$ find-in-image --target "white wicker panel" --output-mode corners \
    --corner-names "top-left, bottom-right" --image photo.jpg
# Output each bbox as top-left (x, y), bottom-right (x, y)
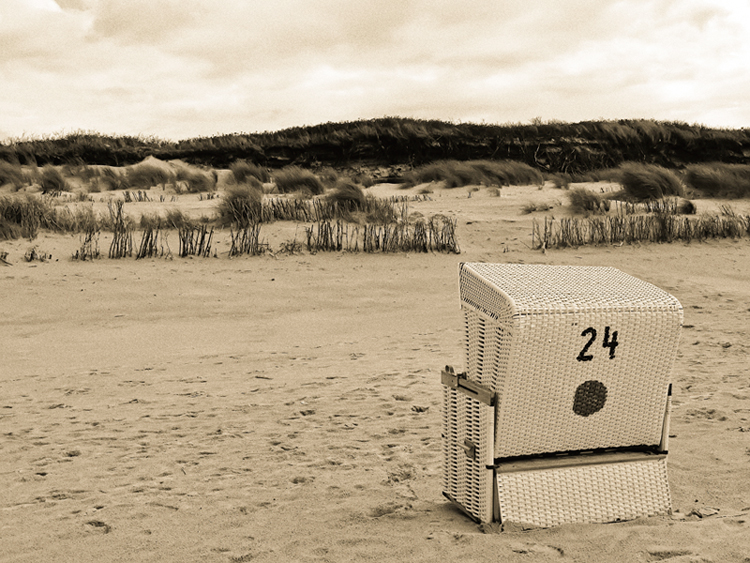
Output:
top-left (442, 386), bottom-right (494, 522)
top-left (496, 457), bottom-right (671, 527)
top-left (460, 263), bottom-right (682, 316)
top-left (457, 263), bottom-right (683, 458)
top-left (464, 309), bottom-right (512, 392)
top-left (495, 309), bottom-right (680, 456)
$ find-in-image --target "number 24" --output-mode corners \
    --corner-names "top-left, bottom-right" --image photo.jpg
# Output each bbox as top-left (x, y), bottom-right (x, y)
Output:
top-left (576, 326), bottom-right (618, 361)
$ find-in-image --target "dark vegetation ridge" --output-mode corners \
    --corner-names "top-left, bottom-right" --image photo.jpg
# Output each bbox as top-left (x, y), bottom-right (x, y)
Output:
top-left (2, 118), bottom-right (750, 174)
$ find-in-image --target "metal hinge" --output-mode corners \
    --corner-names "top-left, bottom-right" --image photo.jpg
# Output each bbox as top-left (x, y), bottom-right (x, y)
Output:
top-left (441, 365), bottom-right (495, 406)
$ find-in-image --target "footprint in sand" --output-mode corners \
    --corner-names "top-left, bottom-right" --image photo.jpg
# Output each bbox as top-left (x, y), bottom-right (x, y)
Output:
top-left (509, 542), bottom-right (564, 557)
top-left (85, 520), bottom-right (111, 534)
top-left (645, 548), bottom-right (693, 561)
top-left (369, 501), bottom-right (411, 518)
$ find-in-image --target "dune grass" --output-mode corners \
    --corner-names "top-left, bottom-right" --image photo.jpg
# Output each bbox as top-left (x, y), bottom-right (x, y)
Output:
top-left (402, 159), bottom-right (544, 189)
top-left (325, 180), bottom-right (366, 212)
top-left (683, 163), bottom-right (750, 198)
top-left (40, 165), bottom-right (70, 194)
top-left (611, 197), bottom-right (696, 216)
top-left (175, 167), bottom-right (216, 193)
top-left (568, 188), bottom-right (610, 214)
top-left (617, 162), bottom-right (685, 200)
top-left (230, 160), bottom-right (271, 185)
top-left (0, 217), bottom-right (22, 240)
top-left (0, 193), bottom-right (106, 240)
top-left (126, 161), bottom-right (174, 190)
top-left (0, 161), bottom-right (27, 190)
top-left (547, 173), bottom-right (572, 189)
top-left (0, 194), bottom-right (53, 239)
top-left (273, 166), bottom-right (326, 195)
top-left (215, 185), bottom-right (263, 228)
top-left (569, 168), bottom-right (621, 183)
top-left (89, 167), bottom-right (130, 192)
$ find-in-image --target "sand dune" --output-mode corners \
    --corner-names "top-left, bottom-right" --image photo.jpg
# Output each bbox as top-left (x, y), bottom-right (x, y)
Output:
top-left (2, 183), bottom-right (749, 562)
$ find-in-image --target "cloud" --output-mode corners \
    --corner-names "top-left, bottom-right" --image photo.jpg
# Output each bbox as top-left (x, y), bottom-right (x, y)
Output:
top-left (89, 0), bottom-right (202, 44)
top-left (53, 0), bottom-right (91, 11)
top-left (1, 0), bottom-right (749, 140)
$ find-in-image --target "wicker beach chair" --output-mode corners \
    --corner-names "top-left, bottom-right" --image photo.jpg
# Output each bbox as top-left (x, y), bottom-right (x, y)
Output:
top-left (442, 263), bottom-right (682, 526)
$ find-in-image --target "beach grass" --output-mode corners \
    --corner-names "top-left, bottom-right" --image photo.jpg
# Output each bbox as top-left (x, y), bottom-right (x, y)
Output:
top-left (274, 166), bottom-right (326, 195)
top-left (617, 162), bottom-right (685, 200)
top-left (683, 163), bottom-right (750, 198)
top-left (402, 159), bottom-right (543, 189)
top-left (230, 160), bottom-right (271, 184)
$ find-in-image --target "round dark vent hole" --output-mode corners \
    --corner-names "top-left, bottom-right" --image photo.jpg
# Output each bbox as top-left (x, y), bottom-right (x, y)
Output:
top-left (573, 380), bottom-right (607, 417)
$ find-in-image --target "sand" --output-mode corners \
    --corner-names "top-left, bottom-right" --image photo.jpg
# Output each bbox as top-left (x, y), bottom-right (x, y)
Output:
top-left (2, 182), bottom-right (750, 562)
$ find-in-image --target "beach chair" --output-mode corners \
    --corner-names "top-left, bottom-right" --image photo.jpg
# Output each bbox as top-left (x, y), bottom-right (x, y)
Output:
top-left (442, 263), bottom-right (682, 527)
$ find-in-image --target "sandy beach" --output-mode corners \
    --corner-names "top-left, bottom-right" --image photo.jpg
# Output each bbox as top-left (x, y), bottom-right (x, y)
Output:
top-left (2, 182), bottom-right (750, 562)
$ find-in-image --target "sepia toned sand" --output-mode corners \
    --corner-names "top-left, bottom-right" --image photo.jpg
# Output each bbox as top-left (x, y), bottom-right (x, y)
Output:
top-left (2, 182), bottom-right (750, 562)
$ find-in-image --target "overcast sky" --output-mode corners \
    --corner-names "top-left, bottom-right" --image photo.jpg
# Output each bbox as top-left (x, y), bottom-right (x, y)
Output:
top-left (2, 0), bottom-right (749, 141)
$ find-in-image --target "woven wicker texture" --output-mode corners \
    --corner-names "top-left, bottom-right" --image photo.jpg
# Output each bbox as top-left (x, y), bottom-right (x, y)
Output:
top-left (459, 263), bottom-right (682, 317)
top-left (459, 263), bottom-right (683, 458)
top-left (496, 457), bottom-right (671, 527)
top-left (442, 386), bottom-right (494, 522)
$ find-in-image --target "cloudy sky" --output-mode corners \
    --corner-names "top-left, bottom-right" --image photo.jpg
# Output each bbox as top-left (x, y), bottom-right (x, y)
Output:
top-left (2, 0), bottom-right (749, 141)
